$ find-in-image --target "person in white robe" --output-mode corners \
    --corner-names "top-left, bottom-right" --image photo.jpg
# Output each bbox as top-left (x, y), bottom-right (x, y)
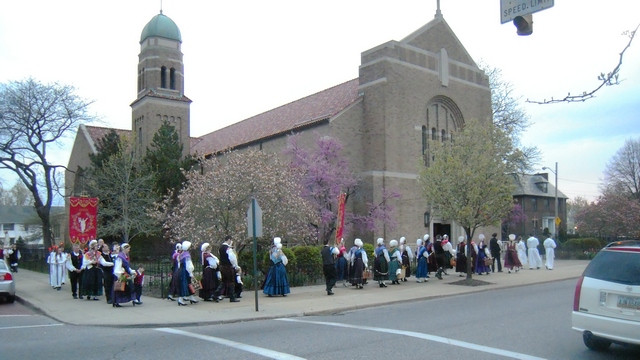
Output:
top-left (516, 236), bottom-right (528, 269)
top-left (47, 246), bottom-right (67, 290)
top-left (543, 236), bottom-right (557, 270)
top-left (526, 235), bottom-right (542, 269)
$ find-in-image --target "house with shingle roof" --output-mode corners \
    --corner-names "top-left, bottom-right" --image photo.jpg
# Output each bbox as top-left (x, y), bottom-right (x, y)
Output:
top-left (66, 7), bottom-right (514, 244)
top-left (508, 173), bottom-right (568, 238)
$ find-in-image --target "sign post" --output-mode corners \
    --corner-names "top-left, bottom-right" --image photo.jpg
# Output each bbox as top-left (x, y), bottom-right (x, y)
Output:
top-left (501, 0), bottom-right (554, 24)
top-left (247, 198), bottom-right (263, 311)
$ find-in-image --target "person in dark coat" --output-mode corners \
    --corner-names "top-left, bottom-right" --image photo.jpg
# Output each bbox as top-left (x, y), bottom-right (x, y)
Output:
top-left (489, 233), bottom-right (502, 272)
top-left (321, 240), bottom-right (339, 295)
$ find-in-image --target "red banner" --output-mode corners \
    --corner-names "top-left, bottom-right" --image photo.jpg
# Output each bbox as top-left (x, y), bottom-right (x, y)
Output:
top-left (335, 192), bottom-right (346, 243)
top-left (69, 197), bottom-right (99, 245)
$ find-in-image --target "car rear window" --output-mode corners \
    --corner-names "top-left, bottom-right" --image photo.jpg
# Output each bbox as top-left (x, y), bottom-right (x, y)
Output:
top-left (584, 249), bottom-right (640, 285)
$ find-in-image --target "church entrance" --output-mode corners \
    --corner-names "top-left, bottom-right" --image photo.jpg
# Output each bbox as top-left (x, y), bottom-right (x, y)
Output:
top-left (433, 223), bottom-right (451, 239)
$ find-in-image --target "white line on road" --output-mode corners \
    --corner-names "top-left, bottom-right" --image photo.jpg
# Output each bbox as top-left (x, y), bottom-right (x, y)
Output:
top-left (276, 318), bottom-right (547, 360)
top-left (155, 327), bottom-right (306, 360)
top-left (0, 323), bottom-right (63, 330)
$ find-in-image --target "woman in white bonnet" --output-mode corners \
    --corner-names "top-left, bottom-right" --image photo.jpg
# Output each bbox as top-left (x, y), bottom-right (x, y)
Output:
top-left (347, 238), bottom-right (368, 289)
top-left (263, 237), bottom-right (290, 297)
top-left (504, 234), bottom-right (523, 273)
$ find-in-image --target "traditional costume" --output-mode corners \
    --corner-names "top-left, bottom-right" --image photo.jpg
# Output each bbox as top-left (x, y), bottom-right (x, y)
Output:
top-left (217, 237), bottom-right (241, 302)
top-left (100, 246), bottom-right (115, 304)
top-left (415, 238), bottom-right (428, 283)
top-left (442, 237), bottom-right (456, 272)
top-left (489, 233), bottom-right (502, 272)
top-left (7, 245), bottom-right (20, 272)
top-left (67, 245), bottom-right (83, 298)
top-left (82, 240), bottom-right (113, 300)
top-left (346, 238), bottom-right (368, 289)
top-left (434, 235), bottom-right (446, 279)
top-left (335, 239), bottom-right (348, 286)
top-left (199, 242), bottom-right (221, 301)
top-left (167, 243), bottom-right (181, 301)
top-left (504, 234), bottom-right (522, 273)
top-left (263, 238), bottom-right (290, 297)
top-left (112, 243), bottom-right (138, 307)
top-left (543, 236), bottom-right (557, 270)
top-left (176, 241), bottom-right (198, 306)
top-left (526, 235), bottom-right (542, 269)
top-left (321, 243), bottom-right (339, 295)
top-left (455, 236), bottom-right (468, 276)
top-left (387, 240), bottom-right (402, 284)
top-left (373, 238), bottom-right (390, 287)
top-left (475, 236), bottom-right (491, 275)
top-left (399, 237), bottom-right (413, 282)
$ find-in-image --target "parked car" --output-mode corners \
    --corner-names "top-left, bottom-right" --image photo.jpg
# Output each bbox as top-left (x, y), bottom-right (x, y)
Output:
top-left (572, 240), bottom-right (640, 351)
top-left (0, 259), bottom-right (16, 303)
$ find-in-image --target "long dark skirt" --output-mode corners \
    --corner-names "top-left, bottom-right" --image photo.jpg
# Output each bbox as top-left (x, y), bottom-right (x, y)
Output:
top-left (373, 256), bottom-right (388, 281)
top-left (103, 267), bottom-right (114, 302)
top-left (177, 266), bottom-right (192, 297)
top-left (335, 256), bottom-right (348, 281)
top-left (263, 262), bottom-right (290, 296)
top-left (349, 258), bottom-right (365, 286)
top-left (401, 255), bottom-right (411, 279)
top-left (416, 257), bottom-right (428, 278)
top-left (82, 267), bottom-right (104, 297)
top-left (200, 267), bottom-right (219, 300)
top-left (112, 277), bottom-right (135, 305)
top-left (455, 254), bottom-right (468, 273)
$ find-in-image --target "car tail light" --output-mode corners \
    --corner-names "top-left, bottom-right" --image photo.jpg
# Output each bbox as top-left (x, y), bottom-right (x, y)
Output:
top-left (0, 272), bottom-right (12, 281)
top-left (574, 275), bottom-right (584, 311)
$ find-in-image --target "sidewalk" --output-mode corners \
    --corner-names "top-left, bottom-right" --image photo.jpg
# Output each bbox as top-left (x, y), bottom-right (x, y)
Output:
top-left (13, 260), bottom-right (587, 327)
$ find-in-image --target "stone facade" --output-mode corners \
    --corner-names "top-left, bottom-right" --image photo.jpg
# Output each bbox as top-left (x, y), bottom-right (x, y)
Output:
top-left (66, 10), bottom-right (506, 245)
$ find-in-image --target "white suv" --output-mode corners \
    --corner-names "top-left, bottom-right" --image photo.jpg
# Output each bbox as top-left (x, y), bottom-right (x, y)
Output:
top-left (572, 240), bottom-right (640, 351)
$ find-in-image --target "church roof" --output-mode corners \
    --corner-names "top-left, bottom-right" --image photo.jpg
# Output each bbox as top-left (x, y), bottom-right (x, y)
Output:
top-left (191, 78), bottom-right (361, 156)
top-left (140, 13), bottom-right (182, 43)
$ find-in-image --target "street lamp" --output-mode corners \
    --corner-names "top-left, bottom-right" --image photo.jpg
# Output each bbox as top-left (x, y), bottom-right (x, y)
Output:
top-left (542, 162), bottom-right (558, 236)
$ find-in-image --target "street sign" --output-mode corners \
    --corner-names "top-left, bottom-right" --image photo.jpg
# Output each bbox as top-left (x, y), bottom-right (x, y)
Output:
top-left (247, 198), bottom-right (263, 238)
top-left (555, 217), bottom-right (561, 226)
top-left (501, 0), bottom-right (554, 24)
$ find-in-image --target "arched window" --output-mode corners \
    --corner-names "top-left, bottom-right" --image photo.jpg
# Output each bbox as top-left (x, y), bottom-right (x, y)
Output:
top-left (161, 66), bottom-right (167, 88)
top-left (431, 127), bottom-right (437, 141)
top-left (441, 129), bottom-right (446, 142)
top-left (170, 68), bottom-right (176, 90)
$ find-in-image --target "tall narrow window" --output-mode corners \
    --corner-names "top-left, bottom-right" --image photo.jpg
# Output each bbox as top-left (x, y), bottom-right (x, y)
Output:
top-left (161, 66), bottom-right (167, 88)
top-left (431, 127), bottom-right (437, 141)
top-left (441, 129), bottom-right (446, 142)
top-left (170, 68), bottom-right (176, 90)
top-left (421, 126), bottom-right (427, 154)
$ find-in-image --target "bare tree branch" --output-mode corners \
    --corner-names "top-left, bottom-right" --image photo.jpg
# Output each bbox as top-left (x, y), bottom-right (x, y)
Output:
top-left (527, 24), bottom-right (638, 104)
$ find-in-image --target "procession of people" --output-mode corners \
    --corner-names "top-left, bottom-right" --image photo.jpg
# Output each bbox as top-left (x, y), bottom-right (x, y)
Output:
top-left (38, 231), bottom-right (559, 307)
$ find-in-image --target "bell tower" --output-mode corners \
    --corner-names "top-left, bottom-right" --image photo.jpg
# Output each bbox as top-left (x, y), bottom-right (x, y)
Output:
top-left (131, 12), bottom-right (191, 158)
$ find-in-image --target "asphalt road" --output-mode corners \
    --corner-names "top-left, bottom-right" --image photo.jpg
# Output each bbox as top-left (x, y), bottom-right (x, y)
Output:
top-left (1, 280), bottom-right (639, 359)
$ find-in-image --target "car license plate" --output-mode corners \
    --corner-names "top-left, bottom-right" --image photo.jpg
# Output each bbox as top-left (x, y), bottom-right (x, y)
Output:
top-left (617, 295), bottom-right (640, 310)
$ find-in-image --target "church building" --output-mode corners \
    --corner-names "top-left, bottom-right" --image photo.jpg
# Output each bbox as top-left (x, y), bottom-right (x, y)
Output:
top-left (66, 7), bottom-right (496, 244)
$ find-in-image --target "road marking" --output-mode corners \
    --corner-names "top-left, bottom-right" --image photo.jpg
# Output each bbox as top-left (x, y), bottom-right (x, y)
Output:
top-left (0, 323), bottom-right (63, 330)
top-left (276, 318), bottom-right (546, 360)
top-left (155, 327), bottom-right (306, 360)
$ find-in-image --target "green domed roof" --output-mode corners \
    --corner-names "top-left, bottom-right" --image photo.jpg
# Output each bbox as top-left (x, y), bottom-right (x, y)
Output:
top-left (140, 13), bottom-right (182, 43)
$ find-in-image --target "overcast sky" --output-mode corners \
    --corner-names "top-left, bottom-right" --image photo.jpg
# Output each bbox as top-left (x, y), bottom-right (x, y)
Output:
top-left (1, 0), bottom-right (639, 202)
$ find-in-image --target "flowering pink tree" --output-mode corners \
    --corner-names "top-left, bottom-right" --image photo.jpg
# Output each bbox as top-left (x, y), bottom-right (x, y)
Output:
top-left (285, 134), bottom-right (399, 244)
top-left (152, 149), bottom-right (316, 252)
top-left (501, 203), bottom-right (527, 236)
